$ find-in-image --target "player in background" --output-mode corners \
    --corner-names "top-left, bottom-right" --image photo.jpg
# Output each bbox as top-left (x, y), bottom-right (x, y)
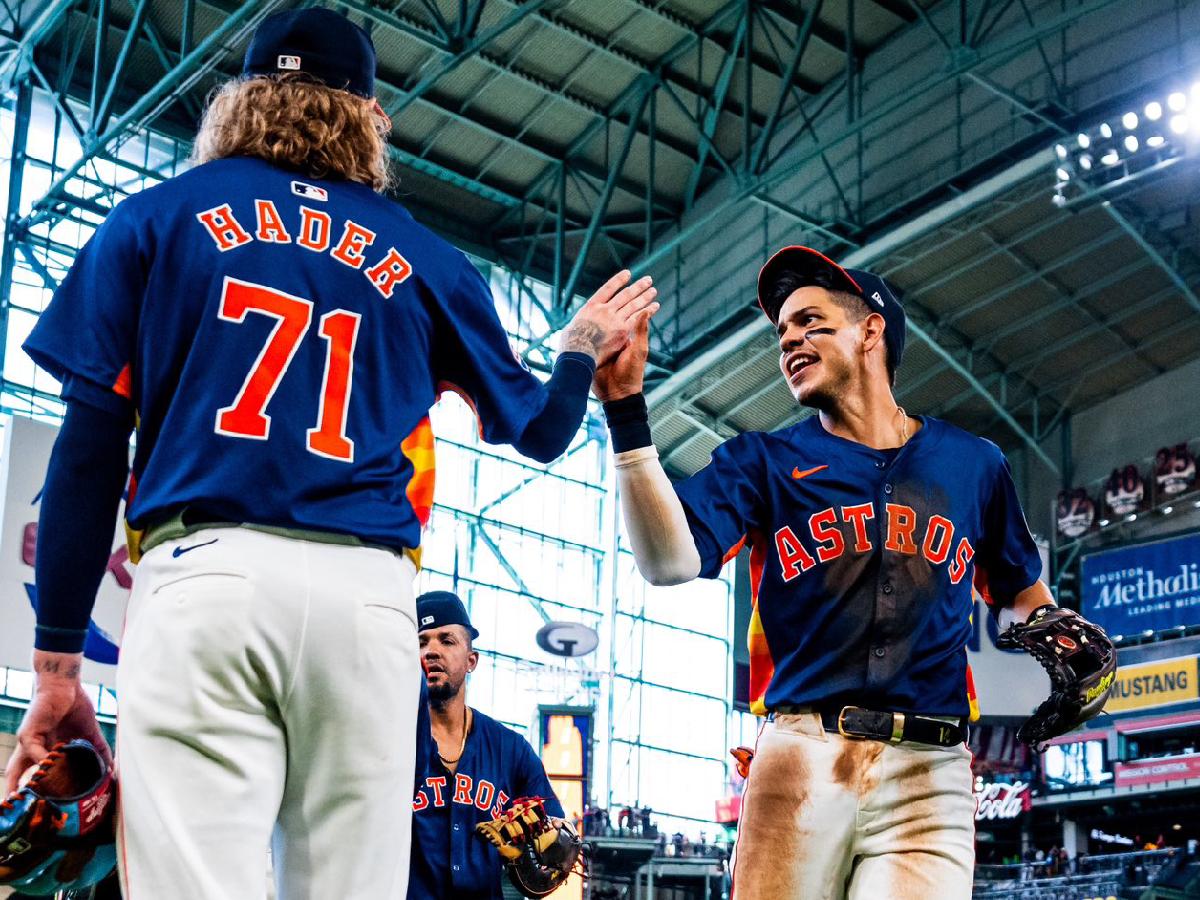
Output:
top-left (409, 590), bottom-right (566, 900)
top-left (592, 245), bottom-right (1107, 898)
top-left (4, 9), bottom-right (656, 899)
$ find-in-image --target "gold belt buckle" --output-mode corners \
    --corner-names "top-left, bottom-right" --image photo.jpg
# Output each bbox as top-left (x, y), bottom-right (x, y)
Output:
top-left (890, 712), bottom-right (906, 743)
top-left (837, 706), bottom-right (864, 739)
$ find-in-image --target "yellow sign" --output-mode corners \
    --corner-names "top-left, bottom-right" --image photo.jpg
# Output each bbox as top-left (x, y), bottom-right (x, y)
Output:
top-left (1105, 656), bottom-right (1198, 713)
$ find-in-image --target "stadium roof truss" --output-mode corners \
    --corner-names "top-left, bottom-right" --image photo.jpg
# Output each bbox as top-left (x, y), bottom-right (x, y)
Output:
top-left (1, 0), bottom-right (1198, 478)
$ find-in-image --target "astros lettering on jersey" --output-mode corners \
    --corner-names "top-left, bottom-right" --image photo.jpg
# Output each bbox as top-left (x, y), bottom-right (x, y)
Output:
top-left (410, 708), bottom-right (563, 899)
top-left (674, 414), bottom-right (1042, 719)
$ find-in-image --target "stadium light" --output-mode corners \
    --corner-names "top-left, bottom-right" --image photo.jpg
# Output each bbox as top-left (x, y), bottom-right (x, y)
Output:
top-left (1162, 505), bottom-right (1174, 515)
top-left (1099, 518), bottom-right (1110, 527)
top-left (1051, 84), bottom-right (1198, 206)
top-left (1126, 513), bottom-right (1138, 522)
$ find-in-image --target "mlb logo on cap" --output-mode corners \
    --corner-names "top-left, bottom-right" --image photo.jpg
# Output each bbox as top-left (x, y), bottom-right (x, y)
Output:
top-left (870, 290), bottom-right (884, 307)
top-left (421, 615), bottom-right (434, 626)
top-left (277, 54), bottom-right (301, 71)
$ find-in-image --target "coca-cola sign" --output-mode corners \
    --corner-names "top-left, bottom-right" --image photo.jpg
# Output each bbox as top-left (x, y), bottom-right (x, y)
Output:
top-left (974, 779), bottom-right (1030, 821)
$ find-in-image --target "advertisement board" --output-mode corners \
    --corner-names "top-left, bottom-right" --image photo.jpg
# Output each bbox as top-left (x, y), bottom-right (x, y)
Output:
top-left (1104, 655), bottom-right (1198, 715)
top-left (1114, 752), bottom-right (1200, 787)
top-left (1082, 533), bottom-right (1200, 635)
top-left (0, 417), bottom-right (131, 682)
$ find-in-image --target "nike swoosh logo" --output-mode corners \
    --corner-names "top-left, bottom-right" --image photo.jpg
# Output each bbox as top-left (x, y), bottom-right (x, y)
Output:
top-left (172, 538), bottom-right (219, 558)
top-left (792, 465), bottom-right (828, 480)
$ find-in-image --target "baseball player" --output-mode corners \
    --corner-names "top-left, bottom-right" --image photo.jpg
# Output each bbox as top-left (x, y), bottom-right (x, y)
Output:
top-left (592, 245), bottom-right (1112, 899)
top-left (409, 590), bottom-right (569, 900)
top-left (3, 9), bottom-right (656, 899)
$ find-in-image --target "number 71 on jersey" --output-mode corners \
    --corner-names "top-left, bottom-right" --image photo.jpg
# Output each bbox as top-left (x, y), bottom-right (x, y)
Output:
top-left (214, 277), bottom-right (361, 463)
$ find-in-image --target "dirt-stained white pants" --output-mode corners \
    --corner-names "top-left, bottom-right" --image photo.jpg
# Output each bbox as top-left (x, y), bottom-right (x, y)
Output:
top-left (115, 527), bottom-right (420, 900)
top-left (732, 711), bottom-right (976, 900)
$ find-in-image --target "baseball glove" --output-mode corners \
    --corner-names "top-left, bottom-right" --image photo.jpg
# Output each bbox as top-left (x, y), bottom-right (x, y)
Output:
top-left (475, 797), bottom-right (583, 898)
top-left (996, 604), bottom-right (1117, 748)
top-left (0, 739), bottom-right (117, 895)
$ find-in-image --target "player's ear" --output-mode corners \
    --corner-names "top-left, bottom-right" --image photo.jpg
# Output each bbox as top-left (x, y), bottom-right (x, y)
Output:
top-left (860, 312), bottom-right (886, 354)
top-left (466, 648), bottom-right (479, 674)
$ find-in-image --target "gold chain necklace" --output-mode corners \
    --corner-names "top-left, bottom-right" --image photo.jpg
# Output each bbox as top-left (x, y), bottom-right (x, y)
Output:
top-left (896, 405), bottom-right (910, 445)
top-left (438, 706), bottom-right (470, 766)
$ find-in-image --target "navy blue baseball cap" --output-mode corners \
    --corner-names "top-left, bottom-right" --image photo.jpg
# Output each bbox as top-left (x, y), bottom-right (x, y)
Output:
top-left (416, 591), bottom-right (480, 640)
top-left (757, 245), bottom-right (907, 377)
top-left (242, 8), bottom-right (376, 98)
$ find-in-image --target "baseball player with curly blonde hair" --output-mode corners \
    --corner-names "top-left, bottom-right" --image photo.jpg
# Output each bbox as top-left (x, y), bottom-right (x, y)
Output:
top-left (6, 9), bottom-right (656, 898)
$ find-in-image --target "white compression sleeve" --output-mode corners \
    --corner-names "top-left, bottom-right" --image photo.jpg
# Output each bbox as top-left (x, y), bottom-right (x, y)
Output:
top-left (614, 446), bottom-right (702, 586)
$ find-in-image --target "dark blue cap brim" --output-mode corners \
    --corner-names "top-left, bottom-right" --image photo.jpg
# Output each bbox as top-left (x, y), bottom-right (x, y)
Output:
top-left (756, 244), bottom-right (906, 373)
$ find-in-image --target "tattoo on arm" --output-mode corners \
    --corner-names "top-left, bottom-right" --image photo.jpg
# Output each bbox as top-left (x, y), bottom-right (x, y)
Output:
top-left (560, 320), bottom-right (604, 359)
top-left (35, 658), bottom-right (81, 679)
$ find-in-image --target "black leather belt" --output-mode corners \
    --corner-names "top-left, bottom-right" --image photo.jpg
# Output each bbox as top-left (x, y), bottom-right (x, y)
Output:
top-left (774, 705), bottom-right (965, 747)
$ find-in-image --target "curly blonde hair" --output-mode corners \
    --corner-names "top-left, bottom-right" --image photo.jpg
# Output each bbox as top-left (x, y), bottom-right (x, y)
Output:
top-left (193, 76), bottom-right (393, 192)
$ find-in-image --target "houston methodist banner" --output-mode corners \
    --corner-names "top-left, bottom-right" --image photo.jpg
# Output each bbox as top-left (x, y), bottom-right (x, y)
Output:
top-left (1082, 533), bottom-right (1200, 636)
top-left (0, 416), bottom-right (131, 682)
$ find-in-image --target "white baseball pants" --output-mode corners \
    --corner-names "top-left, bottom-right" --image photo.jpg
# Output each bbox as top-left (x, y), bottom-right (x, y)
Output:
top-left (115, 527), bottom-right (419, 900)
top-left (732, 711), bottom-right (976, 900)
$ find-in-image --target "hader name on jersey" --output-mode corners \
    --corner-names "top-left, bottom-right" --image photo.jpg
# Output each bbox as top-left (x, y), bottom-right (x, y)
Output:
top-left (195, 201), bottom-right (414, 299)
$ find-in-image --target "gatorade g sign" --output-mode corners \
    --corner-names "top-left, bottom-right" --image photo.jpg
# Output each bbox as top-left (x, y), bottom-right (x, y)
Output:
top-left (1105, 655), bottom-right (1198, 714)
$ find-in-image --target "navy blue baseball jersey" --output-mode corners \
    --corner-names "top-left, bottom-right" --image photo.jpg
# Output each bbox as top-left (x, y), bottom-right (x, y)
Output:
top-left (674, 415), bottom-right (1042, 718)
top-left (410, 709), bottom-right (564, 900)
top-left (24, 157), bottom-right (546, 553)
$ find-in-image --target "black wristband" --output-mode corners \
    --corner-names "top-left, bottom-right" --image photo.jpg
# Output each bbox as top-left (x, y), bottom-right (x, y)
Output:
top-left (602, 392), bottom-right (653, 453)
top-left (34, 624), bottom-right (90, 654)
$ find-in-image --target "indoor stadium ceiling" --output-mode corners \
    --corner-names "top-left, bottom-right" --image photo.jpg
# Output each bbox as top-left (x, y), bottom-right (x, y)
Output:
top-left (1, 0), bottom-right (1198, 477)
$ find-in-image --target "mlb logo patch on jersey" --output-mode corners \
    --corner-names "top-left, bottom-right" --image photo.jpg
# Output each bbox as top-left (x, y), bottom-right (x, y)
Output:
top-left (277, 55), bottom-right (301, 71)
top-left (291, 181), bottom-right (328, 201)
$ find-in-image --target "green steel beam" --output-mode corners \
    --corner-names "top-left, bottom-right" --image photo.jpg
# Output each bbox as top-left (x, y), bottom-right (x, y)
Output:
top-left (21, 0), bottom-right (284, 230)
top-left (1103, 202), bottom-right (1200, 317)
top-left (682, 5), bottom-right (747, 210)
top-left (0, 0), bottom-right (76, 88)
top-left (749, 0), bottom-right (824, 176)
top-left (559, 87), bottom-right (652, 311)
top-left (633, 0), bottom-right (1125, 276)
top-left (0, 80), bottom-right (32, 376)
top-left (384, 0), bottom-right (553, 121)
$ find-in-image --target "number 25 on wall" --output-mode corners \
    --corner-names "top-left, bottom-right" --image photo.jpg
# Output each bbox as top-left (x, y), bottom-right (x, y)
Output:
top-left (215, 277), bottom-right (360, 462)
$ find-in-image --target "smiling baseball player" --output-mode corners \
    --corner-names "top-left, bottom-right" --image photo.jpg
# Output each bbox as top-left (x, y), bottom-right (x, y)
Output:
top-left (592, 245), bottom-right (1114, 898)
top-left (4, 9), bottom-right (655, 898)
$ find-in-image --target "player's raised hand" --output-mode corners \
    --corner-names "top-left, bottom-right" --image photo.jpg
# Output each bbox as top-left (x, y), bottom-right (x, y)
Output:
top-left (5, 651), bottom-right (112, 794)
top-left (594, 304), bottom-right (655, 402)
top-left (560, 269), bottom-right (657, 366)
